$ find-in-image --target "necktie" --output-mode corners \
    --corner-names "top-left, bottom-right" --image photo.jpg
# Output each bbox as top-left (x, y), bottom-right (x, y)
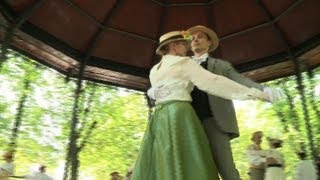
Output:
top-left (193, 58), bottom-right (206, 64)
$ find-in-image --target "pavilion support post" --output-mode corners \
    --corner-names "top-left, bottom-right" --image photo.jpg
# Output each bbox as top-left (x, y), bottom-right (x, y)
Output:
top-left (294, 66), bottom-right (316, 159)
top-left (63, 1), bottom-right (128, 179)
top-left (8, 78), bottom-right (30, 159)
top-left (305, 64), bottom-right (320, 121)
top-left (256, 0), bottom-right (316, 160)
top-left (63, 58), bottom-right (86, 180)
top-left (63, 35), bottom-right (86, 180)
top-left (0, 0), bottom-right (47, 70)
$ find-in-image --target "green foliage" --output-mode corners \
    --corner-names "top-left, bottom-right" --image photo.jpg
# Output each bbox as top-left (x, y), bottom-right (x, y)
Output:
top-left (270, 70), bottom-right (320, 156)
top-left (232, 100), bottom-right (299, 179)
top-left (0, 50), bottom-right (148, 179)
top-left (0, 49), bottom-right (319, 179)
top-left (78, 91), bottom-right (148, 179)
top-left (232, 67), bottom-right (320, 180)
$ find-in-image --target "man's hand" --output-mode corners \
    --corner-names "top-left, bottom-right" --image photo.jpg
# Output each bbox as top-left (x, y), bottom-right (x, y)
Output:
top-left (147, 88), bottom-right (156, 100)
top-left (263, 87), bottom-right (286, 103)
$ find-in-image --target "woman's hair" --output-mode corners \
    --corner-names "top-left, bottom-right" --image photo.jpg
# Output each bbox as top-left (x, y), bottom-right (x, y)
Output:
top-left (160, 44), bottom-right (170, 55)
top-left (160, 40), bottom-right (187, 55)
top-left (298, 152), bottom-right (307, 160)
top-left (251, 131), bottom-right (263, 141)
top-left (272, 142), bottom-right (282, 148)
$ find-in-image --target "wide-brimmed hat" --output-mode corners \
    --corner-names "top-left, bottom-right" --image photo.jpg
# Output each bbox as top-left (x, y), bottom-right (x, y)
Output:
top-left (267, 137), bottom-right (283, 144)
top-left (187, 25), bottom-right (219, 52)
top-left (156, 30), bottom-right (192, 55)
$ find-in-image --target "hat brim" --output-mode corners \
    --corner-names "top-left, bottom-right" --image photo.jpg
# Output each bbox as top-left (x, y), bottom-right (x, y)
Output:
top-left (267, 137), bottom-right (283, 144)
top-left (187, 26), bottom-right (219, 52)
top-left (156, 38), bottom-right (187, 55)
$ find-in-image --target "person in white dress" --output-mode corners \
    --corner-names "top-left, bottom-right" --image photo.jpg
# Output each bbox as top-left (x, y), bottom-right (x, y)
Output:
top-left (295, 152), bottom-right (317, 180)
top-left (263, 137), bottom-right (286, 180)
top-left (247, 131), bottom-right (266, 180)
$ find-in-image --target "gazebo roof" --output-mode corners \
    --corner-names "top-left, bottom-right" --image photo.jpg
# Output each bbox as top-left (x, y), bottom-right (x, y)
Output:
top-left (1, 0), bottom-right (320, 90)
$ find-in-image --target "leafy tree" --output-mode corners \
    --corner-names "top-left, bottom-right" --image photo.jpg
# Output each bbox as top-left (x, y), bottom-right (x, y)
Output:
top-left (0, 48), bottom-right (319, 180)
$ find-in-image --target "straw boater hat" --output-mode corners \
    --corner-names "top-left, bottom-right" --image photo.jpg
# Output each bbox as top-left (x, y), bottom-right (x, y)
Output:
top-left (187, 25), bottom-right (219, 52)
top-left (156, 30), bottom-right (192, 55)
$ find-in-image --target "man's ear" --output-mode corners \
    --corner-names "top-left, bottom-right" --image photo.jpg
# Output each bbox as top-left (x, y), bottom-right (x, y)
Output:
top-left (207, 40), bottom-right (213, 47)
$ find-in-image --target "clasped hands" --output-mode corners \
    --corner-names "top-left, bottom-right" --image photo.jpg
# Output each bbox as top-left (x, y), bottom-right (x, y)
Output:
top-left (148, 85), bottom-right (286, 103)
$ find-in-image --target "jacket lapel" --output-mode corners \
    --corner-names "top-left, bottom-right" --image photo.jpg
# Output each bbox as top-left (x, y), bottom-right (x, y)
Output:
top-left (207, 57), bottom-right (216, 72)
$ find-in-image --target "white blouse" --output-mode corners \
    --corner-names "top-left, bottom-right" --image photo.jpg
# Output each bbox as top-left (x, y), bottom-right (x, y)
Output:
top-left (149, 55), bottom-right (267, 104)
top-left (258, 149), bottom-right (285, 166)
top-left (247, 144), bottom-right (266, 167)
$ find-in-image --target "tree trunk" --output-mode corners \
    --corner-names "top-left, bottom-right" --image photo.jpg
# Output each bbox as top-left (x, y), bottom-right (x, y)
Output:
top-left (8, 79), bottom-right (30, 157)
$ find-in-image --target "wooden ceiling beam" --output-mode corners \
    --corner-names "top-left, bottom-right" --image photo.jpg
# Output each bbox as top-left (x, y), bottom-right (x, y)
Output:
top-left (150, 0), bottom-right (220, 7)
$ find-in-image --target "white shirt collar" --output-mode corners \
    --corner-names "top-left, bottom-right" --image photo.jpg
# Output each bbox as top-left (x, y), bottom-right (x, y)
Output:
top-left (191, 53), bottom-right (209, 64)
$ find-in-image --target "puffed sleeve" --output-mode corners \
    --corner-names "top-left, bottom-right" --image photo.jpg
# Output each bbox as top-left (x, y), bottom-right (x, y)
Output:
top-left (180, 58), bottom-right (268, 100)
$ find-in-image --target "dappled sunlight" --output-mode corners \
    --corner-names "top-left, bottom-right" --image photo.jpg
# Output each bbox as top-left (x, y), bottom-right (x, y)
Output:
top-left (315, 85), bottom-right (320, 96)
top-left (234, 100), bottom-right (273, 129)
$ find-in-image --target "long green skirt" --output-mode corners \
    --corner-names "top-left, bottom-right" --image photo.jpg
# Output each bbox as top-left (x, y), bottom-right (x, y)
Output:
top-left (132, 101), bottom-right (218, 180)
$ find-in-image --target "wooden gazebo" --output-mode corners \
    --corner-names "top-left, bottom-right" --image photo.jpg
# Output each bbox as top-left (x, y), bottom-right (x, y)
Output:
top-left (1, 1), bottom-right (320, 179)
top-left (1, 0), bottom-right (319, 91)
